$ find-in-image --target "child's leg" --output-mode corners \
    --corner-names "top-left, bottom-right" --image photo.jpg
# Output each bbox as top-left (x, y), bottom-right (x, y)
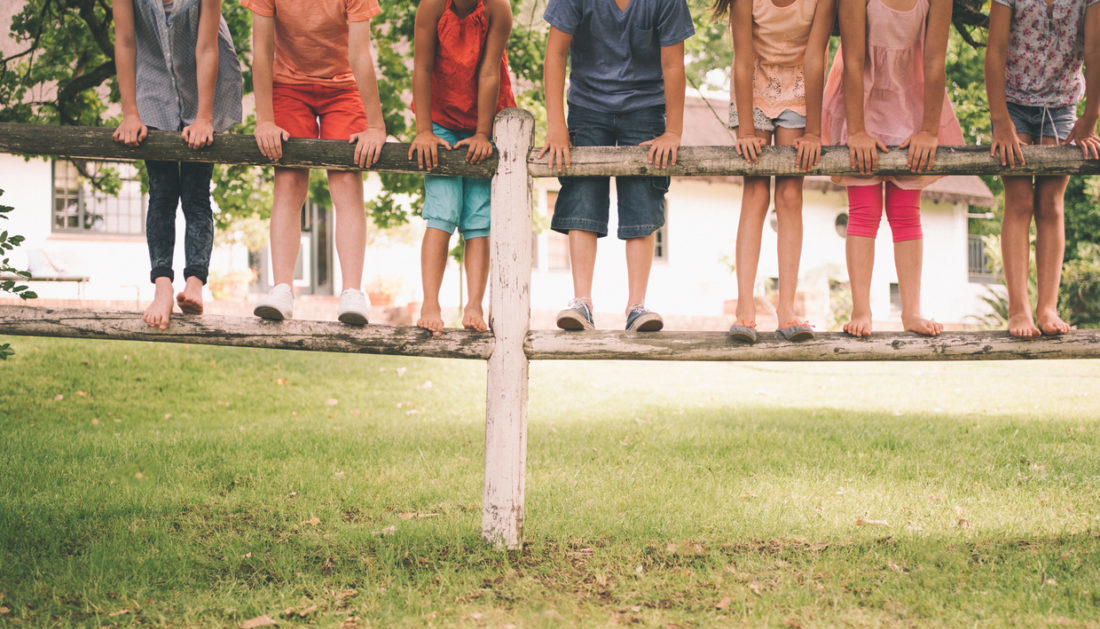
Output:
top-left (844, 184), bottom-right (883, 337)
top-left (462, 236), bottom-right (490, 331)
top-left (734, 175), bottom-right (772, 326)
top-left (143, 160), bottom-right (181, 329)
top-left (177, 161), bottom-right (215, 314)
top-left (327, 170), bottom-right (367, 291)
top-left (1001, 175), bottom-right (1039, 337)
top-left (457, 171), bottom-right (492, 331)
top-left (269, 167), bottom-right (310, 287)
top-left (884, 182), bottom-right (941, 336)
top-left (772, 126), bottom-right (806, 327)
top-left (1034, 169), bottom-right (1070, 334)
top-left (568, 229), bottom-right (599, 307)
top-left (418, 227), bottom-right (451, 334)
top-left (625, 233), bottom-right (656, 309)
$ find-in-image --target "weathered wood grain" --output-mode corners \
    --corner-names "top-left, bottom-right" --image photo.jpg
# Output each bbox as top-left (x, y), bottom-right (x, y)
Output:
top-left (0, 305), bottom-right (494, 359)
top-left (526, 145), bottom-right (1100, 178)
top-left (0, 123), bottom-right (497, 177)
top-left (525, 329), bottom-right (1100, 361)
top-left (483, 108), bottom-right (534, 551)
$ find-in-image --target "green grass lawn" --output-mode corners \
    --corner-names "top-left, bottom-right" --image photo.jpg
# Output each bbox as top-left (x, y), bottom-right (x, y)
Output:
top-left (1, 336), bottom-right (1099, 628)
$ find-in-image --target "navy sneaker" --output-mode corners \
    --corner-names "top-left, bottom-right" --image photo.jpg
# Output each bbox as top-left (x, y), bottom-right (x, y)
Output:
top-left (556, 298), bottom-right (595, 330)
top-left (625, 304), bottom-right (663, 332)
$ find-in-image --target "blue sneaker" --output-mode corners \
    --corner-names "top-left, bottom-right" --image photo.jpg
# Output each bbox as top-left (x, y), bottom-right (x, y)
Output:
top-left (556, 298), bottom-right (595, 331)
top-left (625, 304), bottom-right (663, 332)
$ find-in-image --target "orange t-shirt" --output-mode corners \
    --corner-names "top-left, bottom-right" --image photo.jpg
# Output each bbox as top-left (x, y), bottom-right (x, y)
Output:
top-left (242, 0), bottom-right (381, 88)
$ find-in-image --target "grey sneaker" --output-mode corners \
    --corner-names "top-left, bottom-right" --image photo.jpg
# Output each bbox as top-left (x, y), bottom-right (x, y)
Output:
top-left (337, 288), bottom-right (369, 326)
top-left (556, 298), bottom-right (595, 330)
top-left (626, 304), bottom-right (663, 332)
top-left (254, 283), bottom-right (293, 321)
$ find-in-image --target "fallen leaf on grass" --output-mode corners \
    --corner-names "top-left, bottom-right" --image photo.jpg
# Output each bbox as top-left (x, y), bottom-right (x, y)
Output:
top-left (276, 378), bottom-right (287, 386)
top-left (243, 552), bottom-right (252, 558)
top-left (91, 418), bottom-right (101, 425)
top-left (240, 615), bottom-right (278, 628)
top-left (107, 609), bottom-right (130, 617)
top-left (374, 525), bottom-right (396, 536)
top-left (716, 596), bottom-right (731, 610)
top-left (1044, 578), bottom-right (1057, 586)
top-left (281, 604), bottom-right (318, 618)
top-left (0, 606), bottom-right (9, 615)
top-left (396, 367), bottom-right (406, 376)
top-left (887, 562), bottom-right (907, 574)
top-left (326, 399), bottom-right (339, 406)
top-left (334, 589), bottom-right (358, 601)
top-left (287, 491), bottom-right (297, 499)
top-left (134, 472), bottom-right (145, 479)
top-left (301, 516), bottom-right (321, 526)
top-left (53, 394), bottom-right (63, 401)
top-left (342, 617), bottom-right (361, 628)
top-left (77, 390), bottom-right (87, 397)
top-left (398, 512), bottom-right (439, 520)
top-left (334, 471), bottom-right (346, 479)
top-left (957, 518), bottom-right (970, 529)
top-left (748, 583), bottom-right (763, 595)
top-left (856, 518), bottom-right (888, 527)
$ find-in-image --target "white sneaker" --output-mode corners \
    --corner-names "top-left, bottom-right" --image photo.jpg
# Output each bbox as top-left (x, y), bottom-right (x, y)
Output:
top-left (337, 288), bottom-right (369, 326)
top-left (254, 283), bottom-right (293, 321)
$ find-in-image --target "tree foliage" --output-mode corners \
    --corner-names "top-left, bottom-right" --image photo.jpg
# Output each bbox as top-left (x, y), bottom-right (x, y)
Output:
top-left (0, 189), bottom-right (37, 360)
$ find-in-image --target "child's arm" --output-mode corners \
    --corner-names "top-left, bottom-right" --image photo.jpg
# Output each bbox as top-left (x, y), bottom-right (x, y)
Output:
top-left (729, 0), bottom-right (764, 163)
top-left (899, 0), bottom-right (951, 172)
top-left (537, 26), bottom-right (572, 171)
top-left (454, 0), bottom-right (513, 165)
top-left (838, 0), bottom-right (885, 174)
top-left (252, 13), bottom-right (288, 161)
top-left (640, 42), bottom-right (686, 168)
top-left (1065, 2), bottom-right (1100, 159)
top-left (181, 0), bottom-right (223, 149)
top-left (408, 0), bottom-right (451, 170)
top-left (793, 0), bottom-right (837, 171)
top-left (111, 0), bottom-right (147, 147)
top-left (985, 2), bottom-right (1023, 167)
top-left (348, 20), bottom-right (387, 168)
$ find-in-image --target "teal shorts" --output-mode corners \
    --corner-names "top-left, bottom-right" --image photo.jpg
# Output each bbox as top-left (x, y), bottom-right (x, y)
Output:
top-left (423, 123), bottom-right (491, 240)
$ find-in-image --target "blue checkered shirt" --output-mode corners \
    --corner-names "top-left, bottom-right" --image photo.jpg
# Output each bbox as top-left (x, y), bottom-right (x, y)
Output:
top-left (131, 0), bottom-right (243, 132)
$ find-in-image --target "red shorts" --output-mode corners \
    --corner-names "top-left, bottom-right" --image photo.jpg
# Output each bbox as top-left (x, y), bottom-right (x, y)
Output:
top-left (272, 83), bottom-right (367, 140)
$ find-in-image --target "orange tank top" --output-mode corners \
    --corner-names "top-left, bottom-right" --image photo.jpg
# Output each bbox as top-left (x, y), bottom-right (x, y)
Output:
top-left (430, 0), bottom-right (516, 132)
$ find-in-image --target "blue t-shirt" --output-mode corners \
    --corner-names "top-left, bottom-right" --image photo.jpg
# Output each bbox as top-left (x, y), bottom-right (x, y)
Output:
top-left (544, 0), bottom-right (695, 113)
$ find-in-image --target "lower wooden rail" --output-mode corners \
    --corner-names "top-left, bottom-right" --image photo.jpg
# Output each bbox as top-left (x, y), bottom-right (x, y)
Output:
top-left (4, 305), bottom-right (1098, 361)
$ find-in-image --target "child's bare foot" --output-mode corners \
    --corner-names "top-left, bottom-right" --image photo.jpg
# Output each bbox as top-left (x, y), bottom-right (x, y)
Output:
top-left (462, 304), bottom-right (488, 332)
top-left (902, 314), bottom-right (943, 336)
top-left (1006, 312), bottom-right (1041, 338)
top-left (1036, 309), bottom-right (1070, 336)
top-left (143, 278), bottom-right (175, 330)
top-left (417, 303), bottom-right (445, 336)
top-left (843, 312), bottom-right (873, 337)
top-left (176, 276), bottom-right (204, 315)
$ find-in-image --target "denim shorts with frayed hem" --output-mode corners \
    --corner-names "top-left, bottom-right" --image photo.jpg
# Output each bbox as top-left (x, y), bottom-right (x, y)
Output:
top-left (550, 104), bottom-right (668, 240)
top-left (1006, 101), bottom-right (1076, 142)
top-left (422, 123), bottom-right (491, 240)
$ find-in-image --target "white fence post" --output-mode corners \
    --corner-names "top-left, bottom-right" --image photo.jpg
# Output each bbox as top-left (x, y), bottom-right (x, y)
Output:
top-left (483, 108), bottom-right (535, 549)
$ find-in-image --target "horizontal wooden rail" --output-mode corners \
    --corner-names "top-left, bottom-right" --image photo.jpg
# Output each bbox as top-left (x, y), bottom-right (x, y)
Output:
top-left (526, 329), bottom-right (1100, 361)
top-left (3, 306), bottom-right (1098, 361)
top-left (0, 123), bottom-right (497, 177)
top-left (0, 306), bottom-right (493, 359)
top-left (4, 123), bottom-right (1100, 178)
top-left (527, 144), bottom-right (1100, 178)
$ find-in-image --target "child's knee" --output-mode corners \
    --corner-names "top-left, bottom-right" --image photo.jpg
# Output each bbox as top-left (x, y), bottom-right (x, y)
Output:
top-left (773, 180), bottom-right (803, 212)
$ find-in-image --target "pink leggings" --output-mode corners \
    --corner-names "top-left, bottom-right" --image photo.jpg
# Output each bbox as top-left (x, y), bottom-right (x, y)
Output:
top-left (846, 183), bottom-right (923, 242)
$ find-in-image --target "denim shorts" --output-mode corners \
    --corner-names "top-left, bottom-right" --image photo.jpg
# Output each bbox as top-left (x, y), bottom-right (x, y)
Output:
top-left (1006, 101), bottom-right (1076, 141)
top-left (728, 105), bottom-right (807, 132)
top-left (551, 104), bottom-right (668, 240)
top-left (422, 123), bottom-right (491, 239)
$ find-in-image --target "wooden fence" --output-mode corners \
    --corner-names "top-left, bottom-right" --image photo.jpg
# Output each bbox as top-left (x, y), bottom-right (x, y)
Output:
top-left (2, 112), bottom-right (1100, 549)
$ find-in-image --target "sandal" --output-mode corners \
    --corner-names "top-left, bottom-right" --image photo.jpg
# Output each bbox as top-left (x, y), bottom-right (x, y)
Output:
top-left (728, 319), bottom-right (757, 343)
top-left (777, 320), bottom-right (815, 342)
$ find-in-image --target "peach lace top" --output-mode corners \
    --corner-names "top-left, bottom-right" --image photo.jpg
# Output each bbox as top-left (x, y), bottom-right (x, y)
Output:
top-left (750, 0), bottom-right (818, 118)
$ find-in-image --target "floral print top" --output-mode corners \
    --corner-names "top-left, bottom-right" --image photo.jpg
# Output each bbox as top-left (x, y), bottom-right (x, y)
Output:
top-left (995, 0), bottom-right (1099, 107)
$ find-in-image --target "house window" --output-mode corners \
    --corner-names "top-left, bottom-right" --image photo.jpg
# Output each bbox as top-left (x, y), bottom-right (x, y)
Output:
top-left (52, 160), bottom-right (145, 235)
top-left (968, 234), bottom-right (995, 283)
top-left (654, 207), bottom-right (669, 262)
top-left (543, 190), bottom-right (570, 271)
